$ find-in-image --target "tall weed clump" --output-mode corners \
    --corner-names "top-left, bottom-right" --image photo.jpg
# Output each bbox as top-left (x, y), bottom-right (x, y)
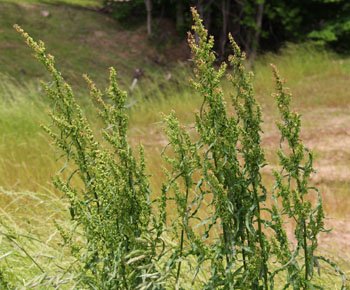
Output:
top-left (14, 26), bottom-right (161, 290)
top-left (12, 8), bottom-right (346, 289)
top-left (269, 65), bottom-right (346, 289)
top-left (160, 10), bottom-right (271, 288)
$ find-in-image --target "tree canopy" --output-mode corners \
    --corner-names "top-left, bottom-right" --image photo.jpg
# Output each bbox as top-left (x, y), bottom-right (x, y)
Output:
top-left (103, 0), bottom-right (350, 58)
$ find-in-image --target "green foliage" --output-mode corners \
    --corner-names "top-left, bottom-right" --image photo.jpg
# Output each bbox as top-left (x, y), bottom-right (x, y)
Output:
top-left (307, 0), bottom-right (350, 47)
top-left (103, 0), bottom-right (146, 25)
top-left (103, 0), bottom-right (350, 54)
top-left (264, 0), bottom-right (350, 51)
top-left (12, 8), bottom-right (346, 289)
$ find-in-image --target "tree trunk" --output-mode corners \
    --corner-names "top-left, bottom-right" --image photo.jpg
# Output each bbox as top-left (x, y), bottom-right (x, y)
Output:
top-left (197, 0), bottom-right (214, 30)
top-left (144, 0), bottom-right (152, 36)
top-left (220, 0), bottom-right (230, 59)
top-left (197, 0), bottom-right (204, 19)
top-left (176, 0), bottom-right (185, 33)
top-left (248, 1), bottom-right (264, 66)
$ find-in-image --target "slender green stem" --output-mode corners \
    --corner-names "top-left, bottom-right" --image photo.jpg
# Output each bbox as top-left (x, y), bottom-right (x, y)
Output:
top-left (238, 200), bottom-right (248, 271)
top-left (176, 182), bottom-right (190, 288)
top-left (222, 222), bottom-right (231, 265)
top-left (176, 228), bottom-right (185, 288)
top-left (303, 218), bottom-right (309, 285)
top-left (297, 174), bottom-right (309, 287)
top-left (241, 225), bottom-right (247, 271)
top-left (253, 185), bottom-right (269, 290)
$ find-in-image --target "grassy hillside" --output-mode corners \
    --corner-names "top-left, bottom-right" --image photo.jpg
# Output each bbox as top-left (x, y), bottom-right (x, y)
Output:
top-left (0, 1), bottom-right (187, 88)
top-left (4, 0), bottom-right (101, 7)
top-left (0, 1), bottom-right (349, 288)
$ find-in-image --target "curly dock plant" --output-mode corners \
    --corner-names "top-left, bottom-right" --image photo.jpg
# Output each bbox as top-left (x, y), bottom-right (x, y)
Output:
top-left (163, 9), bottom-right (270, 289)
top-left (270, 65), bottom-right (346, 289)
top-left (162, 8), bottom-right (344, 289)
top-left (12, 8), bottom-right (345, 290)
top-left (14, 25), bottom-right (161, 290)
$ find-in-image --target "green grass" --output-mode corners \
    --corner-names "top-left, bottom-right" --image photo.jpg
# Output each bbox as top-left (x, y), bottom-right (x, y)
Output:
top-left (3, 0), bottom-right (101, 8)
top-left (254, 43), bottom-right (350, 109)
top-left (0, 188), bottom-right (75, 288)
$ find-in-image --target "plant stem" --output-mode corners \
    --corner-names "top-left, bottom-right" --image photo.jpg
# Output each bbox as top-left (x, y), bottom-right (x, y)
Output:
top-left (176, 228), bottom-right (185, 289)
top-left (253, 185), bottom-right (269, 290)
top-left (297, 175), bottom-right (309, 287)
top-left (303, 218), bottom-right (309, 286)
top-left (176, 183), bottom-right (190, 288)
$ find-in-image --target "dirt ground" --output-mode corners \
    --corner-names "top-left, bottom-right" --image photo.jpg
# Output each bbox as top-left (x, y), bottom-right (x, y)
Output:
top-left (304, 107), bottom-right (350, 269)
